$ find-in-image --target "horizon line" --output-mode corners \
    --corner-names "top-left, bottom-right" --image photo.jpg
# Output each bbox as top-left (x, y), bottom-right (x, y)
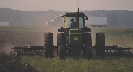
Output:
top-left (0, 8), bottom-right (133, 12)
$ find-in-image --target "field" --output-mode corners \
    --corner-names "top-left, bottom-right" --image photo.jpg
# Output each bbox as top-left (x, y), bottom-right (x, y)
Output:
top-left (0, 26), bottom-right (133, 72)
top-left (1, 54), bottom-right (133, 72)
top-left (21, 56), bottom-right (133, 72)
top-left (90, 28), bottom-right (133, 47)
top-left (0, 26), bottom-right (133, 53)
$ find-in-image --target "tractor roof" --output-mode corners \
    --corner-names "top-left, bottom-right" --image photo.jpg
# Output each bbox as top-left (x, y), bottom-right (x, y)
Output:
top-left (61, 12), bottom-right (86, 17)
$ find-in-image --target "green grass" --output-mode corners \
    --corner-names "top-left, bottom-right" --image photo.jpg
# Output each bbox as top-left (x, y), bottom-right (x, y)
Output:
top-left (0, 53), bottom-right (37, 72)
top-left (21, 55), bottom-right (133, 72)
top-left (1, 53), bottom-right (133, 72)
top-left (104, 34), bottom-right (133, 47)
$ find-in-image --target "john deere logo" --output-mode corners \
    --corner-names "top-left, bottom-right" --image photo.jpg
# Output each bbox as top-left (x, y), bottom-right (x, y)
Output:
top-left (74, 37), bottom-right (78, 40)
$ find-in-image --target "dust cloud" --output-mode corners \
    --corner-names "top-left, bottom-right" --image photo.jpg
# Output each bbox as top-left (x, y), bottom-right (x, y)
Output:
top-left (0, 26), bottom-right (60, 54)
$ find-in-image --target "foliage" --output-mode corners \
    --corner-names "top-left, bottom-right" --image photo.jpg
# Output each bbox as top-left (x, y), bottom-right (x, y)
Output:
top-left (21, 56), bottom-right (133, 72)
top-left (0, 53), bottom-right (37, 72)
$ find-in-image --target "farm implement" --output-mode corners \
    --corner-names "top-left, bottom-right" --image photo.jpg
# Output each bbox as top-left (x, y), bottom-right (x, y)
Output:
top-left (11, 45), bottom-right (133, 58)
top-left (11, 8), bottom-right (133, 58)
top-left (11, 46), bottom-right (45, 56)
top-left (104, 46), bottom-right (133, 57)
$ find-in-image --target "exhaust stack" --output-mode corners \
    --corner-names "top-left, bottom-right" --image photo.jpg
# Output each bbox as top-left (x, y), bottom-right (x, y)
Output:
top-left (76, 8), bottom-right (79, 30)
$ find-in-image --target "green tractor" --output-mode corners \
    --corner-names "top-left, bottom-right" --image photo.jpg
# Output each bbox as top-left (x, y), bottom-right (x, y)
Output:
top-left (11, 8), bottom-right (132, 58)
top-left (44, 8), bottom-right (105, 59)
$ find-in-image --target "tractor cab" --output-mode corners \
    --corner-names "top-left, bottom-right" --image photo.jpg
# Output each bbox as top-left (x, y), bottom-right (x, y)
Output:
top-left (61, 12), bottom-right (88, 29)
top-left (58, 8), bottom-right (90, 33)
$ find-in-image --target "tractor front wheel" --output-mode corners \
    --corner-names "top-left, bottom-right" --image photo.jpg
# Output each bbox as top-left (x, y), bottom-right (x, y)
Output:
top-left (44, 33), bottom-right (53, 57)
top-left (57, 33), bottom-right (66, 59)
top-left (83, 33), bottom-right (92, 59)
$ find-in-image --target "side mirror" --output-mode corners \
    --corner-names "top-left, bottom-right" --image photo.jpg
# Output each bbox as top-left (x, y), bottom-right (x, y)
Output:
top-left (85, 16), bottom-right (88, 20)
top-left (58, 27), bottom-right (64, 32)
top-left (84, 26), bottom-right (91, 32)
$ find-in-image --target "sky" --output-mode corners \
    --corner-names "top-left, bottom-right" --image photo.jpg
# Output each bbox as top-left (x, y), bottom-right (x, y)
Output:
top-left (0, 0), bottom-right (133, 11)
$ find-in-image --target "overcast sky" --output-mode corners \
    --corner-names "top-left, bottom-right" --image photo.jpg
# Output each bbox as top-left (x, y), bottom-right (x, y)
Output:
top-left (0, 0), bottom-right (133, 11)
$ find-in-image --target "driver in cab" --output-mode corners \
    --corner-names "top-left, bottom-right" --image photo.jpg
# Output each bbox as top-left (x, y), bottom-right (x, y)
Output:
top-left (70, 18), bottom-right (76, 28)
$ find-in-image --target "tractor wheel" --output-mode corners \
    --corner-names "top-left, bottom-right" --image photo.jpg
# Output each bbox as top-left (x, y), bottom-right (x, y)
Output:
top-left (44, 33), bottom-right (53, 57)
top-left (57, 33), bottom-right (66, 58)
top-left (83, 33), bottom-right (92, 59)
top-left (95, 33), bottom-right (105, 57)
top-left (86, 46), bottom-right (93, 59)
top-left (53, 47), bottom-right (57, 58)
top-left (58, 46), bottom-right (66, 58)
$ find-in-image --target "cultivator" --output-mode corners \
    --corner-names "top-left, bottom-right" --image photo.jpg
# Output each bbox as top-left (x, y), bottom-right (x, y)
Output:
top-left (11, 45), bottom-right (133, 57)
top-left (11, 46), bottom-right (45, 56)
top-left (105, 46), bottom-right (133, 57)
top-left (11, 8), bottom-right (133, 58)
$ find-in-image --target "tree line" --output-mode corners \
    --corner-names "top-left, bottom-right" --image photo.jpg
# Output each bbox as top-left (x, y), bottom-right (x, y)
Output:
top-left (0, 8), bottom-right (133, 27)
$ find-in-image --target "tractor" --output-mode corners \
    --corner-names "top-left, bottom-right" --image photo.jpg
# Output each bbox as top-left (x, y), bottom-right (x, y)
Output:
top-left (44, 8), bottom-right (105, 59)
top-left (11, 8), bottom-right (132, 58)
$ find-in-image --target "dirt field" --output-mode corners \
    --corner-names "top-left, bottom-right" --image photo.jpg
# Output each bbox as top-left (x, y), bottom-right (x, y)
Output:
top-left (0, 32), bottom-right (43, 53)
top-left (0, 26), bottom-right (59, 54)
top-left (0, 26), bottom-right (133, 54)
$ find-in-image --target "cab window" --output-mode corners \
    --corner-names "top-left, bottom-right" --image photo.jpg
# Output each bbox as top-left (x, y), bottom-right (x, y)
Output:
top-left (64, 17), bottom-right (83, 28)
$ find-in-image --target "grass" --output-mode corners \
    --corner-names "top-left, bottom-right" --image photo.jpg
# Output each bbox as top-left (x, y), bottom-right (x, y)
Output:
top-left (21, 55), bottom-right (133, 72)
top-left (0, 53), bottom-right (37, 72)
top-left (105, 34), bottom-right (133, 47)
top-left (1, 53), bottom-right (133, 72)
top-left (91, 28), bottom-right (133, 47)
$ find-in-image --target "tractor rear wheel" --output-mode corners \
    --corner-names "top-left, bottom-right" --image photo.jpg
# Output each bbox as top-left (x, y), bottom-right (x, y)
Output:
top-left (44, 33), bottom-right (53, 57)
top-left (83, 33), bottom-right (92, 59)
top-left (57, 33), bottom-right (66, 58)
top-left (95, 33), bottom-right (105, 57)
